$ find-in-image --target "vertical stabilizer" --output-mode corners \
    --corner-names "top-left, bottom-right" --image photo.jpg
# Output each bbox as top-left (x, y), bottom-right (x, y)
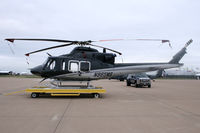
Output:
top-left (169, 39), bottom-right (193, 64)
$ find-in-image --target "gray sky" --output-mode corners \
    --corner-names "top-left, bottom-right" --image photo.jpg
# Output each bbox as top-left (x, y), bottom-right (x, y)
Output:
top-left (0, 0), bottom-right (200, 72)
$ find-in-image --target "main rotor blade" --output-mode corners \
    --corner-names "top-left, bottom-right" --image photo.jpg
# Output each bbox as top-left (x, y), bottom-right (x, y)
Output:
top-left (5, 38), bottom-right (74, 43)
top-left (25, 43), bottom-right (73, 56)
top-left (96, 38), bottom-right (171, 48)
top-left (136, 39), bottom-right (171, 48)
top-left (90, 44), bottom-right (122, 55)
top-left (97, 39), bottom-right (124, 42)
top-left (96, 38), bottom-right (170, 43)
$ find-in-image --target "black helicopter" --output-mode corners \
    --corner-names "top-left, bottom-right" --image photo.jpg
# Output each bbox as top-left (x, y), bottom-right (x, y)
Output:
top-left (5, 38), bottom-right (190, 82)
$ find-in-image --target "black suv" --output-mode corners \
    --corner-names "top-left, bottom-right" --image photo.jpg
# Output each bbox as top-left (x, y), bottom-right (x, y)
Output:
top-left (126, 73), bottom-right (151, 88)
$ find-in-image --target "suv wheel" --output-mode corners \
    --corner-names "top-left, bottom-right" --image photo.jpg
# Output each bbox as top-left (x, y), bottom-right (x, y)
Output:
top-left (136, 84), bottom-right (139, 88)
top-left (127, 81), bottom-right (131, 86)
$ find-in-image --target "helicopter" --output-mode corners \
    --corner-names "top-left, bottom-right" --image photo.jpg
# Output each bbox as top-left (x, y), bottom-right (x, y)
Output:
top-left (5, 38), bottom-right (192, 82)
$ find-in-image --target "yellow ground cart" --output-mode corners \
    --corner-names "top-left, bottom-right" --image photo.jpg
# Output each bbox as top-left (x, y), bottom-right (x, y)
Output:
top-left (25, 85), bottom-right (106, 98)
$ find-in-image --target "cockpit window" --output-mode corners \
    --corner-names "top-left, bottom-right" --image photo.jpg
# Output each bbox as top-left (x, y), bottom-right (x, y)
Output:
top-left (42, 59), bottom-right (49, 65)
top-left (44, 59), bottom-right (56, 70)
top-left (50, 60), bottom-right (56, 70)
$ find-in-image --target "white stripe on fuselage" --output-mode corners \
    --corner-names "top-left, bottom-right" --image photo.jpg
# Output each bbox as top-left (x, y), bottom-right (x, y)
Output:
top-left (54, 63), bottom-right (181, 81)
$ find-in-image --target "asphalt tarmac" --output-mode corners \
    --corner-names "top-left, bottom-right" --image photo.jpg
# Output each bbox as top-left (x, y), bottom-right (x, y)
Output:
top-left (0, 77), bottom-right (200, 133)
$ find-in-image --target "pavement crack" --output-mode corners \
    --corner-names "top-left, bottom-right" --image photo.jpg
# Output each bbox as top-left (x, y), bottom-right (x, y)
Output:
top-left (53, 99), bottom-right (72, 133)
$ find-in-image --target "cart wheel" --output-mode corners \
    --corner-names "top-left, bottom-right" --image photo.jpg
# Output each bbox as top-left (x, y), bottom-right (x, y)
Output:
top-left (93, 93), bottom-right (100, 98)
top-left (31, 93), bottom-right (39, 98)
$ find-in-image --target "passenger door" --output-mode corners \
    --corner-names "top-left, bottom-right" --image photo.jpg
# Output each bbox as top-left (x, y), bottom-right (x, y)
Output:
top-left (68, 60), bottom-right (91, 72)
top-left (80, 61), bottom-right (90, 72)
top-left (68, 60), bottom-right (79, 72)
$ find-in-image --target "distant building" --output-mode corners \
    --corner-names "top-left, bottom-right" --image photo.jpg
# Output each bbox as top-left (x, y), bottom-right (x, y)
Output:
top-left (196, 73), bottom-right (200, 80)
top-left (164, 68), bottom-right (196, 76)
top-left (162, 67), bottom-right (199, 79)
top-left (0, 71), bottom-right (13, 75)
top-left (20, 72), bottom-right (32, 75)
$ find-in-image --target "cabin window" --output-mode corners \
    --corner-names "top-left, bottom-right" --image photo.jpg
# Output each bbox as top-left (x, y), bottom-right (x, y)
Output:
top-left (68, 60), bottom-right (79, 72)
top-left (62, 60), bottom-right (66, 70)
top-left (80, 61), bottom-right (90, 72)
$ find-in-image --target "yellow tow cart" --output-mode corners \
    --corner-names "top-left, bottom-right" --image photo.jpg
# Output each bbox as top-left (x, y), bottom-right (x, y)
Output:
top-left (25, 85), bottom-right (106, 98)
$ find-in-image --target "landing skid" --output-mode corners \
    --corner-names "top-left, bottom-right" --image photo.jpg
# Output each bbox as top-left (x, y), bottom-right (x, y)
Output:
top-left (49, 80), bottom-right (92, 88)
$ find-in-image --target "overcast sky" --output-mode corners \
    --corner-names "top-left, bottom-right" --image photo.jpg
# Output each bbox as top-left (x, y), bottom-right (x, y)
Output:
top-left (0, 0), bottom-right (199, 72)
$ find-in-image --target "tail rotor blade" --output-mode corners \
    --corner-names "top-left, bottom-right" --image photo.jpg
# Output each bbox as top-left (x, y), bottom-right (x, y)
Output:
top-left (184, 39), bottom-right (193, 48)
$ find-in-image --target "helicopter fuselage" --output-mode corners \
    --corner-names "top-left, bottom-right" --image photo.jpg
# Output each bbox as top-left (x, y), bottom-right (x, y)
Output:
top-left (31, 47), bottom-right (116, 79)
top-left (30, 46), bottom-right (181, 81)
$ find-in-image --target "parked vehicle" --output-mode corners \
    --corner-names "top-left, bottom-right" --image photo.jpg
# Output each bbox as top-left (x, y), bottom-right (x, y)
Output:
top-left (126, 73), bottom-right (151, 88)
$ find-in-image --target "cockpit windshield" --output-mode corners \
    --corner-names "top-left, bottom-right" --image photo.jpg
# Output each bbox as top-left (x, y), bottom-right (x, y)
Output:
top-left (43, 58), bottom-right (56, 70)
top-left (42, 59), bottom-right (49, 65)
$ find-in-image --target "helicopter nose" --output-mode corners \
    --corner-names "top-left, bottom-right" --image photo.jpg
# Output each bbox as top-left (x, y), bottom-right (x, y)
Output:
top-left (30, 65), bottom-right (42, 76)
